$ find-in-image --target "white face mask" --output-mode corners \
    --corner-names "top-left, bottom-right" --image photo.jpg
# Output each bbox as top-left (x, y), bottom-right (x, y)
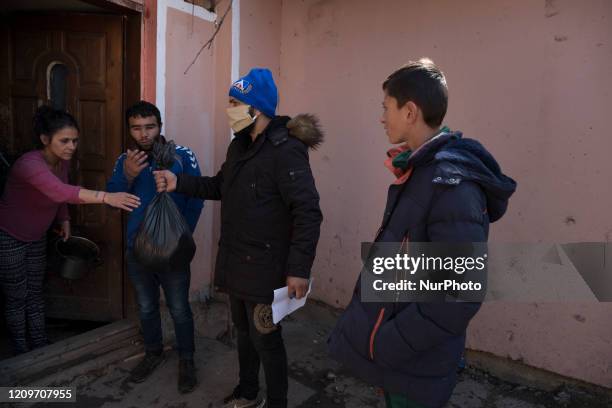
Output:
top-left (227, 105), bottom-right (257, 133)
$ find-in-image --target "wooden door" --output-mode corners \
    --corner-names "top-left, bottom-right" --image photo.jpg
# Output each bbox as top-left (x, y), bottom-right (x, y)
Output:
top-left (8, 14), bottom-right (125, 321)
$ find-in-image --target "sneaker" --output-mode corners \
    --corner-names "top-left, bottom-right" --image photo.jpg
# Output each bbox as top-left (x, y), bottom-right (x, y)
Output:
top-left (178, 359), bottom-right (197, 394)
top-left (221, 388), bottom-right (265, 408)
top-left (128, 352), bottom-right (165, 383)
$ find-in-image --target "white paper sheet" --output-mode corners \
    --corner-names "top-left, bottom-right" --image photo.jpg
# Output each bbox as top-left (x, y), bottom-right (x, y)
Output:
top-left (271, 280), bottom-right (313, 324)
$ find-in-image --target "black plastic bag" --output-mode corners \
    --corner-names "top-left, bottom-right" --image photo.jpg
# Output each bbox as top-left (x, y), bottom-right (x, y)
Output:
top-left (133, 141), bottom-right (196, 270)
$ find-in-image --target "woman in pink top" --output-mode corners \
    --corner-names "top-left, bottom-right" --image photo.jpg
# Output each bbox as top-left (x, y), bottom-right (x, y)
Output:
top-left (0, 106), bottom-right (141, 355)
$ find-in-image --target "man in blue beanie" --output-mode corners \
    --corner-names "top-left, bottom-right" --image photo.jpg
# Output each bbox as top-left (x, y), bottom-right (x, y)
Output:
top-left (154, 68), bottom-right (324, 408)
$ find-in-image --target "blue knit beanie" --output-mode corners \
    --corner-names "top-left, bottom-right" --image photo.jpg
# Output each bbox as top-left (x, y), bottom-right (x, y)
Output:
top-left (229, 68), bottom-right (278, 118)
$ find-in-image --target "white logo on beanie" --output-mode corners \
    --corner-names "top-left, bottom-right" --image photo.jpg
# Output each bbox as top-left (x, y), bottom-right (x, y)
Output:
top-left (232, 79), bottom-right (252, 94)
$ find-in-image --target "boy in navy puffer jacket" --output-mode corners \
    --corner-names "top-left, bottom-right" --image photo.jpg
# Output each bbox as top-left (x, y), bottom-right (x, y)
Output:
top-left (328, 59), bottom-right (516, 408)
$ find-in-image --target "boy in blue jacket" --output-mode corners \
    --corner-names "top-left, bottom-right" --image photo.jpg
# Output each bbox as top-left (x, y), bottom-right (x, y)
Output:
top-left (107, 101), bottom-right (203, 393)
top-left (328, 59), bottom-right (516, 407)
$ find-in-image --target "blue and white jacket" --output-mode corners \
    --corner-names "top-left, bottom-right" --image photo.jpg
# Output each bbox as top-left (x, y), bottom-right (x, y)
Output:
top-left (107, 139), bottom-right (204, 249)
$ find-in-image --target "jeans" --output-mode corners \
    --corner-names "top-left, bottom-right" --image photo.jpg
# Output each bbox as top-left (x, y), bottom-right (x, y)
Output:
top-left (127, 252), bottom-right (194, 360)
top-left (230, 295), bottom-right (288, 408)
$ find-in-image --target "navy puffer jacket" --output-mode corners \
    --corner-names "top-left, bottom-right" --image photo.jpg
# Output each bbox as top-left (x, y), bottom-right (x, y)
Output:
top-left (328, 131), bottom-right (516, 408)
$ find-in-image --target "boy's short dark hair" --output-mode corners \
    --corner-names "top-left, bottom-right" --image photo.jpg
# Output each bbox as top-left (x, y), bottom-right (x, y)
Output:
top-left (126, 100), bottom-right (162, 127)
top-left (382, 58), bottom-right (448, 128)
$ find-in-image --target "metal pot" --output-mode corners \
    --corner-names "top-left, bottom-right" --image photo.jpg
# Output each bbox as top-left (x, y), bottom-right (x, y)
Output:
top-left (55, 236), bottom-right (102, 280)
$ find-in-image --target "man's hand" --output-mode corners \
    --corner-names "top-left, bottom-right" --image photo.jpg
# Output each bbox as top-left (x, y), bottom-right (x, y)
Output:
top-left (287, 276), bottom-right (309, 300)
top-left (59, 220), bottom-right (71, 241)
top-left (153, 170), bottom-right (177, 193)
top-left (124, 149), bottom-right (148, 181)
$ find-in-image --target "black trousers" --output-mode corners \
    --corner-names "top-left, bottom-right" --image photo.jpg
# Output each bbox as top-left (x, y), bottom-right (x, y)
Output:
top-left (230, 295), bottom-right (288, 408)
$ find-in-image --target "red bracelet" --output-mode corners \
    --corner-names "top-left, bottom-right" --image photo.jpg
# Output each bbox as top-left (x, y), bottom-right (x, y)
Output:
top-left (102, 192), bottom-right (107, 204)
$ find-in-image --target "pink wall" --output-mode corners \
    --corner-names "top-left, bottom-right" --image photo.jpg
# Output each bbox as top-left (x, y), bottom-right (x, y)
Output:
top-left (209, 3), bottom-right (233, 298)
top-left (239, 0), bottom-right (282, 81)
top-left (163, 6), bottom-right (232, 300)
top-left (270, 0), bottom-right (612, 388)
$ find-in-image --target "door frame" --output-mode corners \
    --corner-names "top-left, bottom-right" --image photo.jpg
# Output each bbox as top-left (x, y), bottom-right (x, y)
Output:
top-left (121, 6), bottom-right (143, 320)
top-left (82, 0), bottom-right (144, 14)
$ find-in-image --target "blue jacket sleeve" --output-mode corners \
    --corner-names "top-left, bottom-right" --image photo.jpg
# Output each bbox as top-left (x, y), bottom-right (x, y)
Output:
top-left (179, 147), bottom-right (204, 232)
top-left (106, 154), bottom-right (130, 193)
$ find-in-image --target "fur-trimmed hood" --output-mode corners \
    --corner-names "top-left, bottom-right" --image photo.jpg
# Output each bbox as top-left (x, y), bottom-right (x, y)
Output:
top-left (286, 114), bottom-right (324, 150)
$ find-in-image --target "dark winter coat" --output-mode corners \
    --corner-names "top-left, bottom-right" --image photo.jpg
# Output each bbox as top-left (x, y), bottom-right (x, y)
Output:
top-left (176, 115), bottom-right (324, 304)
top-left (327, 131), bottom-right (517, 408)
